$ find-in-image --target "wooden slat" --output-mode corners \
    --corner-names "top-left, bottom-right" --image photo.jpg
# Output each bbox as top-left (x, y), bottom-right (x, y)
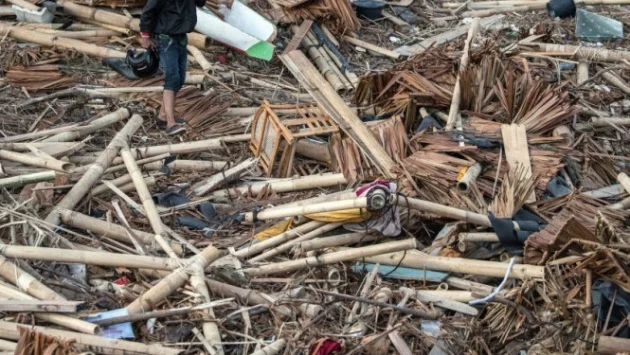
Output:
top-left (280, 50), bottom-right (396, 178)
top-left (501, 124), bottom-right (536, 203)
top-left (282, 20), bottom-right (313, 55)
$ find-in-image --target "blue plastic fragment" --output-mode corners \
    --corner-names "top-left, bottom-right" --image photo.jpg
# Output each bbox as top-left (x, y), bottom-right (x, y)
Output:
top-left (352, 262), bottom-right (448, 282)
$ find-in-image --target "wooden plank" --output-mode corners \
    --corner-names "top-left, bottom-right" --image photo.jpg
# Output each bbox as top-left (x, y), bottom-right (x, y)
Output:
top-left (396, 15), bottom-right (504, 56)
top-left (0, 300), bottom-right (84, 313)
top-left (280, 50), bottom-right (396, 178)
top-left (501, 124), bottom-right (536, 203)
top-left (343, 36), bottom-right (400, 60)
top-left (282, 19), bottom-right (313, 55)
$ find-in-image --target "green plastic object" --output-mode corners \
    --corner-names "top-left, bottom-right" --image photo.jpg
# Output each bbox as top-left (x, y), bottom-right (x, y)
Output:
top-left (576, 9), bottom-right (623, 42)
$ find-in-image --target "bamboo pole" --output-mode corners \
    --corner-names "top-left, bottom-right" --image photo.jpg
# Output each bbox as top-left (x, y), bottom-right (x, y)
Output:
top-left (0, 171), bottom-right (55, 189)
top-left (205, 279), bottom-right (293, 319)
top-left (0, 321), bottom-right (181, 355)
top-left (44, 115), bottom-right (143, 227)
top-left (590, 117), bottom-right (630, 128)
top-left (42, 108), bottom-right (130, 143)
top-left (0, 22), bottom-right (99, 30)
top-left (0, 340), bottom-right (15, 352)
top-left (598, 335), bottom-right (630, 355)
top-left (143, 159), bottom-right (227, 173)
top-left (0, 124), bottom-right (79, 143)
top-left (90, 174), bottom-right (134, 196)
top-left (601, 70), bottom-right (630, 95)
top-left (414, 290), bottom-right (477, 302)
top-left (130, 133), bottom-right (249, 157)
top-left (400, 196), bottom-right (494, 227)
top-left (250, 339), bottom-right (286, 355)
top-left (461, 4), bottom-right (545, 17)
top-left (244, 239), bottom-right (418, 276)
top-left (364, 249), bottom-right (544, 280)
top-left (446, 18), bottom-right (479, 131)
top-left (187, 45), bottom-right (215, 71)
top-left (0, 281), bottom-right (99, 334)
top-left (193, 158), bottom-right (257, 196)
top-left (33, 28), bottom-right (119, 38)
top-left (0, 150), bottom-right (73, 172)
top-left (126, 244), bottom-right (222, 314)
top-left (0, 255), bottom-right (66, 301)
top-left (102, 153), bottom-right (170, 175)
top-left (249, 222), bottom-right (343, 262)
top-left (244, 197), bottom-right (368, 222)
top-left (524, 42), bottom-right (630, 63)
top-left (0, 6), bottom-right (15, 16)
top-left (58, 208), bottom-right (182, 254)
top-left (6, 0), bottom-right (38, 11)
top-left (234, 220), bottom-right (325, 259)
top-left (0, 23), bottom-right (125, 58)
top-left (298, 232), bottom-right (379, 252)
top-left (120, 145), bottom-right (177, 258)
top-left (212, 173), bottom-right (347, 198)
top-left (456, 163), bottom-right (482, 193)
top-left (459, 232), bottom-right (499, 243)
top-left (0, 245), bottom-right (180, 270)
top-left (293, 26), bottom-right (344, 91)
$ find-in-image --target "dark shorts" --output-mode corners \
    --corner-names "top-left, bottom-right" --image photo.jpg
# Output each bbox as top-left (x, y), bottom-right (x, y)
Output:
top-left (157, 35), bottom-right (187, 92)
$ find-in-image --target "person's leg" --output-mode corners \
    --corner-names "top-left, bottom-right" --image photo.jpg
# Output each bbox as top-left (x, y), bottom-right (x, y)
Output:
top-left (158, 37), bottom-right (181, 130)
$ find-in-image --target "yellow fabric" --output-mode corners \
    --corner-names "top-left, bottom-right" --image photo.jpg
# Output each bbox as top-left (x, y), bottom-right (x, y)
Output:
top-left (255, 218), bottom-right (293, 241)
top-left (305, 208), bottom-right (372, 223)
top-left (457, 166), bottom-right (468, 181)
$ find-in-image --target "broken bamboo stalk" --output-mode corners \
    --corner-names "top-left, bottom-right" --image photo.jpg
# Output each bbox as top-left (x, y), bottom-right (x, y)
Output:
top-left (130, 133), bottom-right (249, 157)
top-left (6, 0), bottom-right (38, 11)
top-left (0, 171), bottom-right (55, 189)
top-left (42, 108), bottom-right (130, 143)
top-left (343, 36), bottom-right (400, 60)
top-left (365, 249), bottom-right (544, 280)
top-left (212, 173), bottom-right (347, 198)
top-left (0, 281), bottom-right (98, 334)
top-left (446, 17), bottom-right (479, 131)
top-left (577, 62), bottom-right (589, 85)
top-left (459, 232), bottom-right (499, 243)
top-left (120, 144), bottom-right (177, 258)
top-left (248, 222), bottom-right (343, 262)
top-left (414, 289), bottom-right (478, 316)
top-left (143, 159), bottom-right (227, 172)
top-left (601, 70), bottom-right (630, 95)
top-left (234, 220), bottom-right (325, 259)
top-left (244, 239), bottom-right (417, 276)
top-left (0, 255), bottom-right (67, 302)
top-left (0, 245), bottom-right (180, 270)
top-left (58, 208), bottom-right (182, 254)
top-left (250, 339), bottom-right (286, 355)
top-left (187, 45), bottom-right (215, 71)
top-left (298, 232), bottom-right (380, 252)
top-left (590, 117), bottom-right (630, 128)
top-left (244, 197), bottom-right (368, 222)
top-left (598, 335), bottom-right (630, 355)
top-left (456, 162), bottom-right (482, 194)
top-left (193, 158), bottom-right (257, 196)
top-left (205, 278), bottom-right (293, 318)
top-left (0, 321), bottom-right (181, 355)
top-left (0, 340), bottom-right (15, 352)
top-left (33, 28), bottom-right (119, 38)
top-left (0, 23), bottom-right (125, 58)
top-left (0, 150), bottom-right (73, 172)
top-left (400, 196), bottom-right (494, 227)
top-left (616, 173), bottom-right (630, 195)
top-left (44, 115), bottom-right (143, 227)
top-left (126, 244), bottom-right (222, 314)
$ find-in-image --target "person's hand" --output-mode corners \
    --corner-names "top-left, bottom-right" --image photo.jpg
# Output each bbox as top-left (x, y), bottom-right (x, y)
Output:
top-left (140, 36), bottom-right (153, 49)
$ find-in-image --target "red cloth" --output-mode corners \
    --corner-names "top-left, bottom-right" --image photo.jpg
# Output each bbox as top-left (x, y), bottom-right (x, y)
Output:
top-left (310, 339), bottom-right (341, 355)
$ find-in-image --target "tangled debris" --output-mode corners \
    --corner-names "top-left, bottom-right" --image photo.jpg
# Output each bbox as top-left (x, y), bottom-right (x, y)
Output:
top-left (1, 0), bottom-right (630, 354)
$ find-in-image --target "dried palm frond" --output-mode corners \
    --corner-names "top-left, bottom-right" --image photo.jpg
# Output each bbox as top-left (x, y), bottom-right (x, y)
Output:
top-left (493, 71), bottom-right (579, 135)
top-left (489, 165), bottom-right (540, 218)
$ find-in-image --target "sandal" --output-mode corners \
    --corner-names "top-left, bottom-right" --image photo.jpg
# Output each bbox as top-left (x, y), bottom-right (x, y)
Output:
top-left (166, 124), bottom-right (186, 136)
top-left (157, 118), bottom-right (185, 127)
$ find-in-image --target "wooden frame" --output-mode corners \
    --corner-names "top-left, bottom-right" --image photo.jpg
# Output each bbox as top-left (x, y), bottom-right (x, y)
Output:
top-left (250, 101), bottom-right (338, 177)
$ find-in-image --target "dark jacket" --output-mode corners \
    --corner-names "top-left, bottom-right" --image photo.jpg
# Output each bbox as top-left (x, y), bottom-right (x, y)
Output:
top-left (140, 0), bottom-right (205, 36)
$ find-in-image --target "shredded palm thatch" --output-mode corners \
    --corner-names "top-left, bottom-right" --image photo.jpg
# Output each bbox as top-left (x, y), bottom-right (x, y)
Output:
top-left (489, 166), bottom-right (540, 218)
